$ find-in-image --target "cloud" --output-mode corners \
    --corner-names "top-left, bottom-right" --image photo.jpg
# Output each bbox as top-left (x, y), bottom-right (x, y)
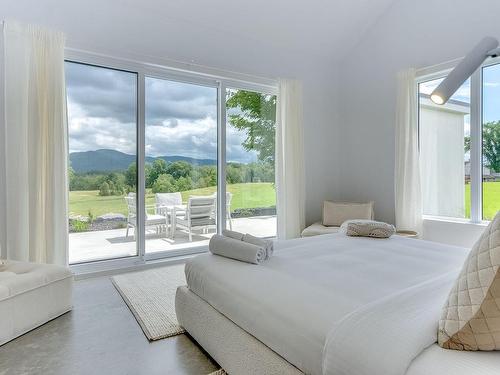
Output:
top-left (65, 62), bottom-right (137, 123)
top-left (485, 82), bottom-right (500, 88)
top-left (66, 61), bottom-right (257, 163)
top-left (145, 78), bottom-right (217, 124)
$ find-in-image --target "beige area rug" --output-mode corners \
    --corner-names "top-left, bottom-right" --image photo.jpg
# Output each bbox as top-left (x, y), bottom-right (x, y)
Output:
top-left (111, 265), bottom-right (186, 340)
top-left (112, 265), bottom-right (228, 374)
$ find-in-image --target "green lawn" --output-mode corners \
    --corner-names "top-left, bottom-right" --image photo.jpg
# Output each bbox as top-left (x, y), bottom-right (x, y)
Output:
top-left (465, 182), bottom-right (500, 220)
top-left (69, 183), bottom-right (276, 218)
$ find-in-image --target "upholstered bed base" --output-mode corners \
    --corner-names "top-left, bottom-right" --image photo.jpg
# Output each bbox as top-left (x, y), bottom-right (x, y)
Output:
top-left (175, 286), bottom-right (303, 375)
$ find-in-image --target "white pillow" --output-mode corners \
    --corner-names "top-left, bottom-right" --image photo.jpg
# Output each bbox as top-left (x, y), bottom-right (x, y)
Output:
top-left (340, 219), bottom-right (395, 238)
top-left (322, 201), bottom-right (374, 227)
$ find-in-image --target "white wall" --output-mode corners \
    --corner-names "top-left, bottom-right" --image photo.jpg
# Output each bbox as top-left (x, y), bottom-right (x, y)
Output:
top-left (0, 1), bottom-right (340, 226)
top-left (422, 219), bottom-right (485, 248)
top-left (337, 0), bottom-right (500, 244)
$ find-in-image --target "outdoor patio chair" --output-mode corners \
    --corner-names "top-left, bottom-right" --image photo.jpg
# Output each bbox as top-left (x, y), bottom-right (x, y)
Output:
top-left (174, 195), bottom-right (216, 242)
top-left (155, 192), bottom-right (187, 236)
top-left (210, 192), bottom-right (234, 230)
top-left (225, 192), bottom-right (233, 230)
top-left (125, 193), bottom-right (168, 239)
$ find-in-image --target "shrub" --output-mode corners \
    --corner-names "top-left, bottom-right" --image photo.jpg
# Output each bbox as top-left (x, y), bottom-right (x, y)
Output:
top-left (108, 181), bottom-right (125, 195)
top-left (99, 181), bottom-right (110, 196)
top-left (88, 210), bottom-right (94, 224)
top-left (71, 220), bottom-right (89, 232)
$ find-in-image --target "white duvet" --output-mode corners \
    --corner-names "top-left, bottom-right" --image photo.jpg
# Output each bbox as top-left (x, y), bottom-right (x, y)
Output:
top-left (185, 233), bottom-right (500, 375)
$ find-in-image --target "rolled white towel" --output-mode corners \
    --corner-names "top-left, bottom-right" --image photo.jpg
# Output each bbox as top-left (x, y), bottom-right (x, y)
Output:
top-left (222, 229), bottom-right (244, 241)
top-left (242, 233), bottom-right (274, 260)
top-left (209, 234), bottom-right (266, 264)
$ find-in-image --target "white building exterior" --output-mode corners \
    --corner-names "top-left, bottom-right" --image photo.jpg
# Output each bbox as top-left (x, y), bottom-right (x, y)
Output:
top-left (419, 96), bottom-right (469, 218)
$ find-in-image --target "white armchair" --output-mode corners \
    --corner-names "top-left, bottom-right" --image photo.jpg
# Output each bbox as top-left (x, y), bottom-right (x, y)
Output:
top-left (174, 195), bottom-right (216, 241)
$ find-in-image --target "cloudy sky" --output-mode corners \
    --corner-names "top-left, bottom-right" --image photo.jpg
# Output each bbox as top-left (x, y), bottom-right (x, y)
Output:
top-left (65, 61), bottom-right (259, 163)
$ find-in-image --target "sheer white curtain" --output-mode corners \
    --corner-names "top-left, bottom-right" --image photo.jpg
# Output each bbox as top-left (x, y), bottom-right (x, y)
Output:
top-left (276, 79), bottom-right (305, 239)
top-left (394, 68), bottom-right (422, 233)
top-left (0, 21), bottom-right (68, 265)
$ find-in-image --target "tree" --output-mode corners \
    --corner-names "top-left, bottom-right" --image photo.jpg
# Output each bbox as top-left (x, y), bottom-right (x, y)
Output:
top-left (197, 165), bottom-right (217, 186)
top-left (152, 174), bottom-right (175, 193)
top-left (482, 121), bottom-right (500, 172)
top-left (167, 161), bottom-right (193, 179)
top-left (226, 163), bottom-right (243, 184)
top-left (175, 176), bottom-right (193, 192)
top-left (147, 159), bottom-right (168, 187)
top-left (68, 165), bottom-right (76, 190)
top-left (125, 162), bottom-right (137, 188)
top-left (226, 90), bottom-right (277, 165)
top-left (144, 163), bottom-right (152, 188)
top-left (465, 121), bottom-right (500, 173)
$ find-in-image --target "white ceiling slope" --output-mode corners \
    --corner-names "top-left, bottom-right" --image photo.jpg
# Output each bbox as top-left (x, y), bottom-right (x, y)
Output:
top-left (0, 0), bottom-right (397, 74)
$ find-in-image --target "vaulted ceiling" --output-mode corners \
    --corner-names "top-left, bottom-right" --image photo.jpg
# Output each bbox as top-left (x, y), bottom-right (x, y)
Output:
top-left (0, 0), bottom-right (398, 73)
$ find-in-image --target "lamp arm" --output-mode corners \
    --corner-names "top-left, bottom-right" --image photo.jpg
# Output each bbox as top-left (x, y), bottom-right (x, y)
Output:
top-left (430, 36), bottom-right (499, 105)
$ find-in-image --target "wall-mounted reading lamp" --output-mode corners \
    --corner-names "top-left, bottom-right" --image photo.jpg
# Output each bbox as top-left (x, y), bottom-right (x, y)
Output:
top-left (430, 36), bottom-right (500, 105)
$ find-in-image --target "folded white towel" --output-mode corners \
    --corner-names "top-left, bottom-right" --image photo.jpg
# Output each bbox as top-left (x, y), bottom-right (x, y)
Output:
top-left (222, 229), bottom-right (244, 241)
top-left (242, 233), bottom-right (274, 260)
top-left (209, 234), bottom-right (266, 264)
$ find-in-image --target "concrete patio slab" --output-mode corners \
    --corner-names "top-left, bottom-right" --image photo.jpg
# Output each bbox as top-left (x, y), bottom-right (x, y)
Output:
top-left (69, 215), bottom-right (276, 264)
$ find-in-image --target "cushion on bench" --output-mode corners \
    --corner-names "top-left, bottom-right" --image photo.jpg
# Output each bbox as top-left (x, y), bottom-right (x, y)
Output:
top-left (301, 222), bottom-right (340, 237)
top-left (0, 260), bottom-right (73, 345)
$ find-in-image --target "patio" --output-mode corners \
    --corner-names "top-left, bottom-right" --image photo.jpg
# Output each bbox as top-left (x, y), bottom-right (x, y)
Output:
top-left (69, 215), bottom-right (276, 264)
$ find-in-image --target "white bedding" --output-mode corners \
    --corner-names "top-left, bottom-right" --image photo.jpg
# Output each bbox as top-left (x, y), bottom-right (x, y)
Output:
top-left (185, 233), bottom-right (499, 375)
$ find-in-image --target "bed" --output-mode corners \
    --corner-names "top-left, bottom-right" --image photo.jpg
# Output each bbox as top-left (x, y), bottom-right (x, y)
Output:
top-left (175, 233), bottom-right (500, 375)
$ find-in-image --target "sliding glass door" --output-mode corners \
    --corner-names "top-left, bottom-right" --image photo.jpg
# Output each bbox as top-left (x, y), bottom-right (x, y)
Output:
top-left (65, 55), bottom-right (278, 266)
top-left (66, 62), bottom-right (138, 264)
top-left (225, 88), bottom-right (277, 237)
top-left (144, 77), bottom-right (218, 255)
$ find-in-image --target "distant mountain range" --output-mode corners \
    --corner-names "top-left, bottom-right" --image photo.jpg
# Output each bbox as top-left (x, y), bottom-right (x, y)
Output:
top-left (70, 149), bottom-right (216, 173)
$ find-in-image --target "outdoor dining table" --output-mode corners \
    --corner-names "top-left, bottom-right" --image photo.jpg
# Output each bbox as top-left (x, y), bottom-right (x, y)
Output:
top-left (156, 203), bottom-right (186, 238)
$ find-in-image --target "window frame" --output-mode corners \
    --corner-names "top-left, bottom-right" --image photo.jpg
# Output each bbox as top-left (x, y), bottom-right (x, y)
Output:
top-left (416, 56), bottom-right (500, 224)
top-left (65, 49), bottom-right (279, 273)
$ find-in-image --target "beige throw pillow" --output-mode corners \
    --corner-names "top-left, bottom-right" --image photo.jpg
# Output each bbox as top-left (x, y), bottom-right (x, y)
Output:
top-left (340, 220), bottom-right (395, 238)
top-left (438, 211), bottom-right (500, 351)
top-left (322, 201), bottom-right (374, 227)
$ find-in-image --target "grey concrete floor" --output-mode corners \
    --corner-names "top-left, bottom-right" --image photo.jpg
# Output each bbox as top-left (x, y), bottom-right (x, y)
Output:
top-left (0, 275), bottom-right (218, 375)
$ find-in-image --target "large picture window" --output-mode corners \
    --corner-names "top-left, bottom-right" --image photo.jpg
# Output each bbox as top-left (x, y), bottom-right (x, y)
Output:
top-left (65, 55), bottom-right (278, 266)
top-left (418, 59), bottom-right (500, 222)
